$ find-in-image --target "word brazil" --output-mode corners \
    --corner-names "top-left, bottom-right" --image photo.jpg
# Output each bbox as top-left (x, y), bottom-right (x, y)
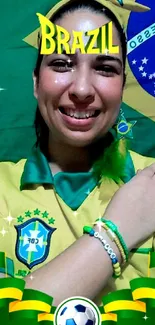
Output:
top-left (37, 13), bottom-right (120, 55)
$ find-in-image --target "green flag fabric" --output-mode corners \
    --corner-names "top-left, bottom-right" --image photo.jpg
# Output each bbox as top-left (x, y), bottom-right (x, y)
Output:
top-left (0, 0), bottom-right (155, 163)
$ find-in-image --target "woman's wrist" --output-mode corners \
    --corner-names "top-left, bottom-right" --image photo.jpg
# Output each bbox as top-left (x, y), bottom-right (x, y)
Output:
top-left (105, 218), bottom-right (135, 252)
top-left (93, 225), bottom-right (122, 265)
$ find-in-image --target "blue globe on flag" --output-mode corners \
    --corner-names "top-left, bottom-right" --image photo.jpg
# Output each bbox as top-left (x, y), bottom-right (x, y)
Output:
top-left (127, 0), bottom-right (155, 97)
top-left (117, 121), bottom-right (129, 134)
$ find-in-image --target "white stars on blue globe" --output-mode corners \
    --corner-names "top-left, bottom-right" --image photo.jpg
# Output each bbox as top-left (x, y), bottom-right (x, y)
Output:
top-left (127, 1), bottom-right (155, 97)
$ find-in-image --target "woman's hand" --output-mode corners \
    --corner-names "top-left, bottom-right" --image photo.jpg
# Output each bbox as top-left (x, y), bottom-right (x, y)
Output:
top-left (104, 163), bottom-right (155, 250)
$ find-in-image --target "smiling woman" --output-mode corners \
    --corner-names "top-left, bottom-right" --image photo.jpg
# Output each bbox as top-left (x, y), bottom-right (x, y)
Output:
top-left (34, 0), bottom-right (126, 164)
top-left (0, 0), bottom-right (155, 307)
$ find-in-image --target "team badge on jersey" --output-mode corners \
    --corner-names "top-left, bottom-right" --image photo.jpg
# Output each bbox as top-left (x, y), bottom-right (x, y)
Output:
top-left (15, 217), bottom-right (56, 269)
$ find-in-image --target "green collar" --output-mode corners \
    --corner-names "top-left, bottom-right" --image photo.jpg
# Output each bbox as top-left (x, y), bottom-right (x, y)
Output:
top-left (20, 147), bottom-right (97, 210)
top-left (20, 145), bottom-right (135, 210)
top-left (21, 147), bottom-right (54, 185)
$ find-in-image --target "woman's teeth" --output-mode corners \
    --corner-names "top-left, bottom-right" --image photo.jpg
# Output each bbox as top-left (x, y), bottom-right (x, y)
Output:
top-left (59, 107), bottom-right (98, 119)
top-left (67, 109), bottom-right (95, 119)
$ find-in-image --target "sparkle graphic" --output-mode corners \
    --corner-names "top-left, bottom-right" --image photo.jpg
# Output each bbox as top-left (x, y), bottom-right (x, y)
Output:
top-left (29, 274), bottom-right (34, 280)
top-left (0, 227), bottom-right (8, 237)
top-left (4, 213), bottom-right (15, 225)
top-left (93, 215), bottom-right (103, 231)
top-left (67, 58), bottom-right (72, 64)
top-left (0, 87), bottom-right (5, 92)
top-left (85, 189), bottom-right (91, 196)
top-left (94, 220), bottom-right (103, 231)
top-left (143, 315), bottom-right (148, 321)
top-left (104, 48), bottom-right (109, 55)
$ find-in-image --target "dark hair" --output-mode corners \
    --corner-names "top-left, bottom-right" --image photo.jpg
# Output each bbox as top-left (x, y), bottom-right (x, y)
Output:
top-left (34, 0), bottom-right (127, 153)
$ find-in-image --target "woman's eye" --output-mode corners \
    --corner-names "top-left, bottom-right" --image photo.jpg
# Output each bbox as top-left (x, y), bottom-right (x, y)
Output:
top-left (95, 65), bottom-right (117, 76)
top-left (48, 60), bottom-right (73, 72)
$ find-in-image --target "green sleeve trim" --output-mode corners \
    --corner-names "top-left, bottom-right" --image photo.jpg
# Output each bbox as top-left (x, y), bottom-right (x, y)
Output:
top-left (131, 248), bottom-right (152, 254)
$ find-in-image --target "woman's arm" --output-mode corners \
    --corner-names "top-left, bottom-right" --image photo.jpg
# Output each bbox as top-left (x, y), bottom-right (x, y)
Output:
top-left (26, 228), bottom-right (121, 305)
top-left (25, 164), bottom-right (155, 305)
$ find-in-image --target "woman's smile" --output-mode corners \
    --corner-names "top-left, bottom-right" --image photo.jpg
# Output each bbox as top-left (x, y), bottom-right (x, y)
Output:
top-left (58, 105), bottom-right (102, 130)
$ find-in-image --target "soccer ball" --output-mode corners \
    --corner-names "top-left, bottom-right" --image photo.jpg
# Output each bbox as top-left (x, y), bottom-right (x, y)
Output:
top-left (59, 303), bottom-right (96, 325)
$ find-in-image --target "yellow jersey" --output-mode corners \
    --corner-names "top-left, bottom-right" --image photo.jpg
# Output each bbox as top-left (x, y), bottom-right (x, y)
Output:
top-left (0, 147), bottom-right (154, 303)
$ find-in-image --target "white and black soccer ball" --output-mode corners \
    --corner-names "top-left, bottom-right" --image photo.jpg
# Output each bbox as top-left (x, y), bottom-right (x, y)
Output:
top-left (59, 303), bottom-right (96, 325)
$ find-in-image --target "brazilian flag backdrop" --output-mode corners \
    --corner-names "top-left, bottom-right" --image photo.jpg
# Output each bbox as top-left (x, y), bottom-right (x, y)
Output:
top-left (0, 0), bottom-right (155, 162)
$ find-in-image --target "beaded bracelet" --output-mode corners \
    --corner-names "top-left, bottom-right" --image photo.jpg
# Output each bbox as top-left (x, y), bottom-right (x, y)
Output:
top-left (96, 218), bottom-right (129, 262)
top-left (94, 220), bottom-right (126, 265)
top-left (83, 226), bottom-right (121, 277)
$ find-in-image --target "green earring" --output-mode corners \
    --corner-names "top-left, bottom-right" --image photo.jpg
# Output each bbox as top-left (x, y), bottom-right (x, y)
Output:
top-left (116, 108), bottom-right (137, 140)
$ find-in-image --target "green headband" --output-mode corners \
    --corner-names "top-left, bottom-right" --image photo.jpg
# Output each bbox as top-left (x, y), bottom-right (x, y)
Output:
top-left (23, 0), bottom-right (150, 49)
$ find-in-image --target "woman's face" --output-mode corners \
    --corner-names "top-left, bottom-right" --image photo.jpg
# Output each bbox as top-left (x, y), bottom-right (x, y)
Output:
top-left (34, 9), bottom-right (124, 147)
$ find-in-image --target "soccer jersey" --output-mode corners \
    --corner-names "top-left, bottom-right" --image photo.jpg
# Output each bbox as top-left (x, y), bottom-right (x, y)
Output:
top-left (0, 147), bottom-right (154, 302)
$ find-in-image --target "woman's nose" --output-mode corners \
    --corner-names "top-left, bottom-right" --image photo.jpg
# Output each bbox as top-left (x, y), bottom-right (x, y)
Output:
top-left (68, 67), bottom-right (95, 104)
